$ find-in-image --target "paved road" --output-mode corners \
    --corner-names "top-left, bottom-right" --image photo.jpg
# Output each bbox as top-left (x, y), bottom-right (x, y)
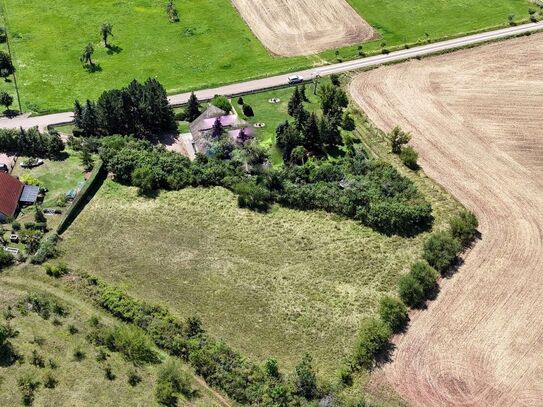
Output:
top-left (1, 21), bottom-right (542, 130)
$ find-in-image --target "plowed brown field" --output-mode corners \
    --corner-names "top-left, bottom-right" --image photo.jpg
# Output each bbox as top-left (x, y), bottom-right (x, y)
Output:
top-left (231, 0), bottom-right (376, 56)
top-left (350, 34), bottom-right (543, 407)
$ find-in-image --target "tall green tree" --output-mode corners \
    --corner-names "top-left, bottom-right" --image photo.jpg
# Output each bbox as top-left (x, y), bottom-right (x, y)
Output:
top-left (211, 117), bottom-right (224, 138)
top-left (388, 126), bottom-right (411, 154)
top-left (80, 43), bottom-right (95, 66)
top-left (100, 23), bottom-right (113, 47)
top-left (184, 92), bottom-right (201, 122)
top-left (0, 51), bottom-right (15, 80)
top-left (287, 86), bottom-right (302, 117)
top-left (302, 112), bottom-right (320, 152)
top-left (0, 91), bottom-right (13, 111)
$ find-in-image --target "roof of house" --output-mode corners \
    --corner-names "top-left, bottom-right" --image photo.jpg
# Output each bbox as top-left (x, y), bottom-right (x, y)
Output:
top-left (0, 172), bottom-right (23, 217)
top-left (189, 105), bottom-right (226, 136)
top-left (20, 185), bottom-right (40, 203)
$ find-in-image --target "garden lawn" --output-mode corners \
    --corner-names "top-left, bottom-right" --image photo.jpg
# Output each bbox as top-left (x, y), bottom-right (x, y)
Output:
top-left (11, 149), bottom-right (86, 229)
top-left (60, 176), bottom-right (462, 378)
top-left (233, 84), bottom-right (324, 166)
top-left (0, 0), bottom-right (532, 113)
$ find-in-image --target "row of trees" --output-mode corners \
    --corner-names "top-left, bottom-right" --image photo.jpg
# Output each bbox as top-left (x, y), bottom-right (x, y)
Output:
top-left (73, 78), bottom-right (176, 139)
top-left (344, 209), bottom-right (478, 380)
top-left (0, 127), bottom-right (64, 158)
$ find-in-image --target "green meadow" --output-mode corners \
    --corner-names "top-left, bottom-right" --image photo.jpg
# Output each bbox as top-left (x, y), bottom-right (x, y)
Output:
top-left (0, 0), bottom-right (533, 113)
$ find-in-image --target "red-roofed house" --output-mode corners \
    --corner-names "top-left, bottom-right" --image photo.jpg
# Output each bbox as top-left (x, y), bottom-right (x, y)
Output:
top-left (0, 172), bottom-right (24, 221)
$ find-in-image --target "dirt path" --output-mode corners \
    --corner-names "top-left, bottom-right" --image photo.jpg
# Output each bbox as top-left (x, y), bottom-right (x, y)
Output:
top-left (350, 34), bottom-right (543, 406)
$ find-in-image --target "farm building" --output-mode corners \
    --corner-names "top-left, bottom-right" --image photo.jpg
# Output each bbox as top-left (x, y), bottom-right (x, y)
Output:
top-left (186, 105), bottom-right (253, 157)
top-left (0, 172), bottom-right (40, 221)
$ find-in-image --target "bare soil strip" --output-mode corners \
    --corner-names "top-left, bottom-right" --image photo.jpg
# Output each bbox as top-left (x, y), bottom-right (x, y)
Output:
top-left (350, 34), bottom-right (543, 406)
top-left (231, 0), bottom-right (376, 56)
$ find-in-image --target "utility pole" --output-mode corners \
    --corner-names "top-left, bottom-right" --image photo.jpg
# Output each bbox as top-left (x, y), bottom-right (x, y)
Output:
top-left (1, 0), bottom-right (22, 113)
top-left (313, 74), bottom-right (320, 96)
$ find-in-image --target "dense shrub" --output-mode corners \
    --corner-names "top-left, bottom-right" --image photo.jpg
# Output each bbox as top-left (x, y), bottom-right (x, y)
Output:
top-left (293, 353), bottom-right (319, 400)
top-left (400, 146), bottom-right (419, 170)
top-left (449, 210), bottom-right (478, 247)
top-left (156, 359), bottom-right (193, 406)
top-left (0, 250), bottom-right (14, 270)
top-left (242, 103), bottom-right (254, 117)
top-left (31, 233), bottom-right (59, 264)
top-left (423, 231), bottom-right (461, 274)
top-left (44, 261), bottom-right (68, 278)
top-left (210, 95), bottom-right (231, 114)
top-left (105, 325), bottom-right (159, 365)
top-left (378, 296), bottom-right (408, 332)
top-left (83, 275), bottom-right (313, 405)
top-left (398, 274), bottom-right (425, 308)
top-left (399, 261), bottom-right (438, 307)
top-left (352, 318), bottom-right (391, 370)
top-left (234, 181), bottom-right (272, 212)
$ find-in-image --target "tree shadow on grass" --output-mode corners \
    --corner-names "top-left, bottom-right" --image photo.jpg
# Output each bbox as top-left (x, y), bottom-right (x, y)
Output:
top-left (0, 343), bottom-right (19, 367)
top-left (2, 109), bottom-right (19, 118)
top-left (84, 63), bottom-right (102, 73)
top-left (106, 44), bottom-right (123, 55)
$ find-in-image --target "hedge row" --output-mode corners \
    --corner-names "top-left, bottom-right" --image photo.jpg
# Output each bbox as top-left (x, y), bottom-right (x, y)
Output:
top-left (57, 161), bottom-right (107, 234)
top-left (78, 274), bottom-right (317, 405)
top-left (348, 210), bottom-right (478, 375)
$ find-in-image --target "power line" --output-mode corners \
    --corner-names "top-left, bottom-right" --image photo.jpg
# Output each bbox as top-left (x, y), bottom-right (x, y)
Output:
top-left (1, 0), bottom-right (22, 113)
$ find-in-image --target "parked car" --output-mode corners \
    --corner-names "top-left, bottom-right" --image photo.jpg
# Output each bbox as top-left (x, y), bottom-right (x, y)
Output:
top-left (20, 158), bottom-right (44, 168)
top-left (287, 75), bottom-right (304, 84)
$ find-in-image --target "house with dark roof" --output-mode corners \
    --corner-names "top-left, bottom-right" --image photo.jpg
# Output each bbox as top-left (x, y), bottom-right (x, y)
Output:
top-left (0, 172), bottom-right (40, 221)
top-left (187, 105), bottom-right (253, 158)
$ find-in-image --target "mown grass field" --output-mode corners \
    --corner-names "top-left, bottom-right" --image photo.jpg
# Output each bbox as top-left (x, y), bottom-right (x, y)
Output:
top-left (0, 0), bottom-right (533, 113)
top-left (232, 82), bottom-right (325, 165)
top-left (0, 270), bottom-right (224, 406)
top-left (60, 164), bottom-right (462, 378)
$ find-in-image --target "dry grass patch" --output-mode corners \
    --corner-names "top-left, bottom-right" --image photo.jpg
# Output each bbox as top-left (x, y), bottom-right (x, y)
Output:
top-left (350, 33), bottom-right (543, 407)
top-left (60, 177), bottom-right (459, 378)
top-left (231, 0), bottom-right (376, 56)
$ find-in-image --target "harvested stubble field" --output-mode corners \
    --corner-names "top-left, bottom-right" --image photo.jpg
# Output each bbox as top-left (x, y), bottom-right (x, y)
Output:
top-left (350, 34), bottom-right (543, 406)
top-left (231, 0), bottom-right (376, 56)
top-left (60, 179), bottom-right (459, 377)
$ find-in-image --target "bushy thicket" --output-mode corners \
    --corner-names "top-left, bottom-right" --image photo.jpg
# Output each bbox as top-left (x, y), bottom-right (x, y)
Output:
top-left (378, 296), bottom-right (408, 332)
top-left (81, 275), bottom-right (317, 405)
top-left (351, 318), bottom-right (391, 370)
top-left (0, 127), bottom-right (64, 158)
top-left (449, 210), bottom-right (478, 247)
top-left (276, 157), bottom-right (433, 235)
top-left (423, 231), bottom-right (461, 274)
top-left (89, 324), bottom-right (159, 365)
top-left (398, 261), bottom-right (438, 308)
top-left (31, 233), bottom-right (59, 264)
top-left (0, 250), bottom-right (14, 270)
top-left (73, 78), bottom-right (176, 139)
top-left (99, 136), bottom-right (433, 235)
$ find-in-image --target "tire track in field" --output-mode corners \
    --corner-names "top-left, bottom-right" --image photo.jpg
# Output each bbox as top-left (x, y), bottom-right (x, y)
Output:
top-left (350, 33), bottom-right (543, 406)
